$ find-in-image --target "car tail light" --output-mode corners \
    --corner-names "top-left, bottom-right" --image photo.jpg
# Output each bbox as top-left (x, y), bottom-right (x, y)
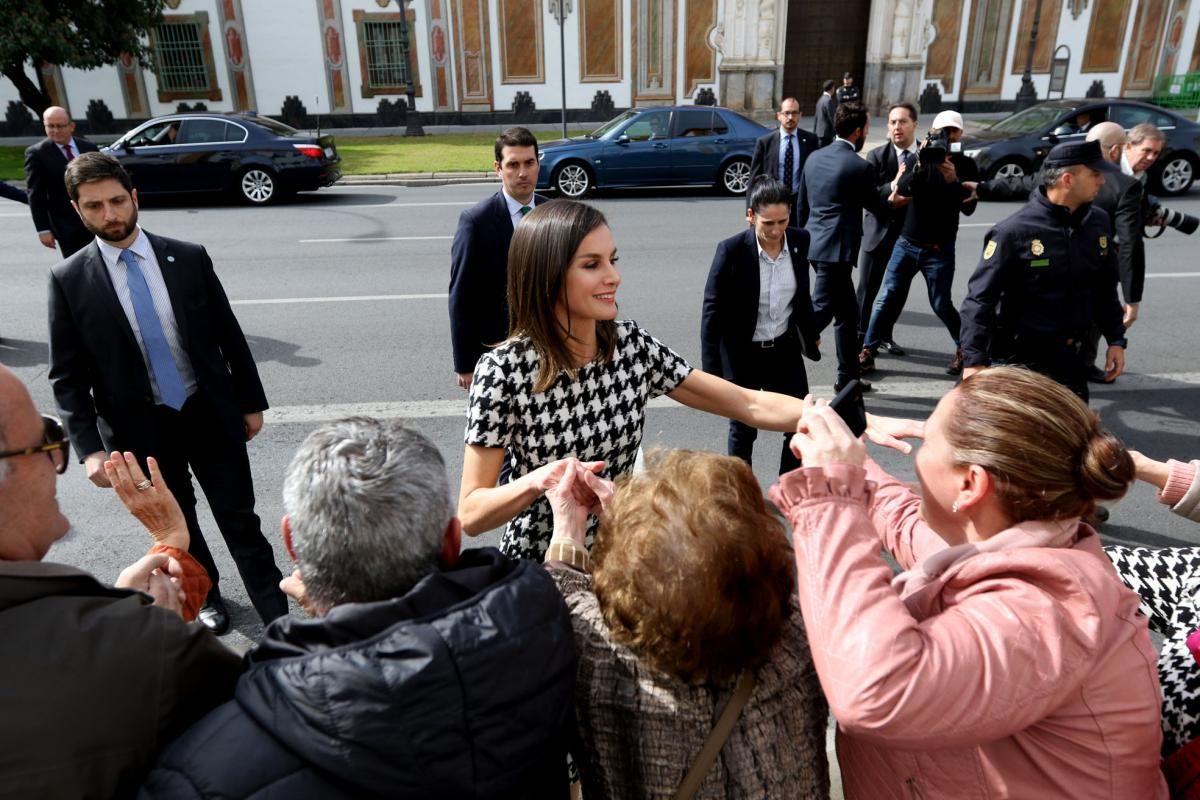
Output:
top-left (293, 144), bottom-right (324, 159)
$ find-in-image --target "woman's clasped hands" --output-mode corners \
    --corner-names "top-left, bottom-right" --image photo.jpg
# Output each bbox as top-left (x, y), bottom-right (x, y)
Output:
top-left (544, 458), bottom-right (615, 544)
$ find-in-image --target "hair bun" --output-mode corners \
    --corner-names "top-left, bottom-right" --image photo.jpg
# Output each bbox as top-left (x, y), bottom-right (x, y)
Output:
top-left (1077, 428), bottom-right (1134, 503)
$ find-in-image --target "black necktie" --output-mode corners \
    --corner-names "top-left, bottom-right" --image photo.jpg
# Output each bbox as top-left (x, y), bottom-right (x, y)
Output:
top-left (783, 135), bottom-right (794, 193)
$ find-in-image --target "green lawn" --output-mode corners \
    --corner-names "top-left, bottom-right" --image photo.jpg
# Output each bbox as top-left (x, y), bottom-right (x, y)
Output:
top-left (0, 130), bottom-right (594, 180)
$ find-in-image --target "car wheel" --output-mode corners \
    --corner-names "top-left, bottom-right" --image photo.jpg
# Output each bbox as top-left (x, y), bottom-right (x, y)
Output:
top-left (553, 162), bottom-right (592, 198)
top-left (1155, 154), bottom-right (1195, 196)
top-left (720, 158), bottom-right (752, 195)
top-left (238, 167), bottom-right (278, 205)
top-left (987, 159), bottom-right (1027, 181)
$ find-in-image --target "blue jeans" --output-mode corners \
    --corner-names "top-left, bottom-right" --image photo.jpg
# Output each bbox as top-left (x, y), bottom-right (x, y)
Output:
top-left (864, 236), bottom-right (960, 352)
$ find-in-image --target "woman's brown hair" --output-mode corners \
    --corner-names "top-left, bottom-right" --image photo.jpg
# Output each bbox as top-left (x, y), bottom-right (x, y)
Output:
top-left (507, 199), bottom-right (617, 392)
top-left (591, 449), bottom-right (796, 684)
top-left (948, 366), bottom-right (1134, 521)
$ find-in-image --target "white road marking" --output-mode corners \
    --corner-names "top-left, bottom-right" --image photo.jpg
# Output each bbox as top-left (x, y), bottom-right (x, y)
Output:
top-left (1147, 272), bottom-right (1200, 278)
top-left (263, 371), bottom-right (1200, 424)
top-left (231, 292), bottom-right (447, 305)
top-left (299, 200), bottom-right (476, 209)
top-left (298, 235), bottom-right (453, 242)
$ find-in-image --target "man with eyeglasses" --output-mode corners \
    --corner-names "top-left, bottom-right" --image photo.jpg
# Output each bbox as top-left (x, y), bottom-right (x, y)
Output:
top-left (24, 106), bottom-right (98, 257)
top-left (0, 364), bottom-right (240, 797)
top-left (47, 152), bottom-right (288, 635)
top-left (748, 97), bottom-right (819, 225)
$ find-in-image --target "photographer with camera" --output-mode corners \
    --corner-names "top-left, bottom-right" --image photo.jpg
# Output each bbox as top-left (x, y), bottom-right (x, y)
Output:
top-left (860, 111), bottom-right (977, 376)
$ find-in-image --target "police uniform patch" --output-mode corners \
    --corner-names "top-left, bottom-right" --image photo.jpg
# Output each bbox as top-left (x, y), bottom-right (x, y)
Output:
top-left (1031, 239), bottom-right (1044, 256)
top-left (1099, 235), bottom-right (1108, 249)
top-left (984, 240), bottom-right (997, 260)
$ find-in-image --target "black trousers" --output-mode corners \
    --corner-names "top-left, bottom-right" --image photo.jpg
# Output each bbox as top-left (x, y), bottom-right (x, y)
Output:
top-left (995, 335), bottom-right (1089, 401)
top-left (856, 231), bottom-right (901, 342)
top-left (726, 331), bottom-right (809, 474)
top-left (810, 261), bottom-right (862, 385)
top-left (148, 393), bottom-right (287, 623)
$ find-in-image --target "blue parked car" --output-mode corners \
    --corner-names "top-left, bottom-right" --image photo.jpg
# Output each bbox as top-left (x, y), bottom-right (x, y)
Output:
top-left (536, 105), bottom-right (770, 197)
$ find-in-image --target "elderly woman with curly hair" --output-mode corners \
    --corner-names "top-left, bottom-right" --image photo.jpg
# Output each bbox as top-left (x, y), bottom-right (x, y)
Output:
top-left (542, 450), bottom-right (829, 800)
top-left (773, 367), bottom-right (1166, 798)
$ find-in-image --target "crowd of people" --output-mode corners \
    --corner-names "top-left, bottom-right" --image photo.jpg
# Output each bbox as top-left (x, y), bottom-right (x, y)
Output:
top-left (1, 91), bottom-right (1198, 799)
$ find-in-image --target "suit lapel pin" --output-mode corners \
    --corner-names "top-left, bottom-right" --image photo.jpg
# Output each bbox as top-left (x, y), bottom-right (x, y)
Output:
top-left (167, 255), bottom-right (175, 263)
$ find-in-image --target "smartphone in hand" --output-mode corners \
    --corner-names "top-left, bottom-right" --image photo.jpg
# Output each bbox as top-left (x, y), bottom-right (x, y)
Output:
top-left (830, 380), bottom-right (868, 437)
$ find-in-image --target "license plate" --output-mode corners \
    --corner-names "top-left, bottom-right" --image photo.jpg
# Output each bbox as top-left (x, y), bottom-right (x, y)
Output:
top-left (324, 146), bottom-right (334, 158)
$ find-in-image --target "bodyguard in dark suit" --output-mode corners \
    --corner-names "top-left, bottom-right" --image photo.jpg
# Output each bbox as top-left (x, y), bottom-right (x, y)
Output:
top-left (748, 97), bottom-right (818, 224)
top-left (449, 127), bottom-right (548, 388)
top-left (702, 179), bottom-right (820, 474)
top-left (48, 153), bottom-right (287, 634)
top-left (798, 102), bottom-right (888, 390)
top-left (25, 106), bottom-right (98, 257)
top-left (857, 102), bottom-right (919, 352)
top-left (813, 81), bottom-right (836, 147)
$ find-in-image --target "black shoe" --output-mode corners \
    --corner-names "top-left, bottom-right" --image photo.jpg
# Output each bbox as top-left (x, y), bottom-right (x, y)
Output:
top-left (858, 347), bottom-right (876, 374)
top-left (198, 597), bottom-right (231, 635)
top-left (946, 349), bottom-right (964, 376)
top-left (1087, 366), bottom-right (1114, 384)
top-left (834, 379), bottom-right (873, 393)
top-left (879, 340), bottom-right (907, 357)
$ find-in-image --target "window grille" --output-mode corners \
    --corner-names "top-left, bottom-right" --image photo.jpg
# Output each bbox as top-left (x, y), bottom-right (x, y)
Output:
top-left (362, 21), bottom-right (408, 89)
top-left (154, 22), bottom-right (210, 93)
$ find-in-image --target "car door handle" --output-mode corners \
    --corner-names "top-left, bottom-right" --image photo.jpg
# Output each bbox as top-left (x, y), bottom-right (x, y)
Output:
top-left (713, 138), bottom-right (727, 144)
top-left (653, 142), bottom-right (667, 149)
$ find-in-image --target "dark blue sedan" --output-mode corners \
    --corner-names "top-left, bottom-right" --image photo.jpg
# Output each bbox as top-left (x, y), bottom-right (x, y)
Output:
top-left (103, 113), bottom-right (341, 205)
top-left (536, 106), bottom-right (769, 197)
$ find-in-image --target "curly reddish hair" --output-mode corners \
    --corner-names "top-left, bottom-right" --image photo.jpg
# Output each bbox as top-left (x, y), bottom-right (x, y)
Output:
top-left (591, 449), bottom-right (796, 684)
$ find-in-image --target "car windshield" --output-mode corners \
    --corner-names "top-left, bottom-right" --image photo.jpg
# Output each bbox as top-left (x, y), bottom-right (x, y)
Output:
top-left (250, 116), bottom-right (299, 136)
top-left (590, 110), bottom-right (639, 139)
top-left (989, 104), bottom-right (1076, 134)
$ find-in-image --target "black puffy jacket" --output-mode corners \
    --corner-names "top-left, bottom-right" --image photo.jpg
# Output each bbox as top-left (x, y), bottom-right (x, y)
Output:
top-left (140, 548), bottom-right (577, 799)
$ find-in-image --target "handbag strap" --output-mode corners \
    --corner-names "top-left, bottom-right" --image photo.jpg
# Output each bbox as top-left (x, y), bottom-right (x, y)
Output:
top-left (672, 670), bottom-right (757, 800)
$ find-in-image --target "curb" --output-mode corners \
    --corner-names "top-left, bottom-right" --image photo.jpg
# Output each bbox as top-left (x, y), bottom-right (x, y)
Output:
top-left (337, 172), bottom-right (500, 187)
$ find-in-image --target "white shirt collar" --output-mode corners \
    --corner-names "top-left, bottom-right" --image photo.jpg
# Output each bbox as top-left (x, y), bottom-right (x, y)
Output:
top-left (501, 189), bottom-right (534, 217)
top-left (894, 141), bottom-right (917, 157)
top-left (755, 232), bottom-right (790, 263)
top-left (834, 136), bottom-right (857, 149)
top-left (96, 226), bottom-right (152, 268)
top-left (1120, 151), bottom-right (1137, 177)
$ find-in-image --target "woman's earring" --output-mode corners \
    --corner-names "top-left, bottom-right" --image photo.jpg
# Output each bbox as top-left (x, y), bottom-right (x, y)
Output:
top-left (951, 501), bottom-right (960, 514)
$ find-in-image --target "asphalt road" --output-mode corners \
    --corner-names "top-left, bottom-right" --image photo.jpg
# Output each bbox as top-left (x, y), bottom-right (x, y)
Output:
top-left (2, 181), bottom-right (1199, 652)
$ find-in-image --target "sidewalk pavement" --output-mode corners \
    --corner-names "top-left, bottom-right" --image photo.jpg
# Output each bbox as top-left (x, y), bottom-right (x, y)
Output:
top-left (0, 112), bottom-right (1012, 190)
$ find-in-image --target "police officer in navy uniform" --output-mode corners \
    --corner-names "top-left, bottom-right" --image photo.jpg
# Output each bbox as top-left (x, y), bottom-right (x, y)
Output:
top-left (959, 140), bottom-right (1127, 401)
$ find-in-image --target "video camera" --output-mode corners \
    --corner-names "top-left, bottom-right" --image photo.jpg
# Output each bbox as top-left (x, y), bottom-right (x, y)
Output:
top-left (1145, 195), bottom-right (1200, 238)
top-left (919, 128), bottom-right (950, 166)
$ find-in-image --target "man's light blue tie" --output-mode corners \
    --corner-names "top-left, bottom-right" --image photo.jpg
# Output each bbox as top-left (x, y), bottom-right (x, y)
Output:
top-left (120, 249), bottom-right (187, 410)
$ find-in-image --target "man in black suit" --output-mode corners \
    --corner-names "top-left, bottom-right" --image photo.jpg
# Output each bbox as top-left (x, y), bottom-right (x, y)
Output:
top-left (702, 178), bottom-right (820, 473)
top-left (798, 102), bottom-right (889, 391)
top-left (857, 102), bottom-right (919, 357)
top-left (48, 153), bottom-right (287, 634)
top-left (25, 106), bottom-right (98, 257)
top-left (449, 127), bottom-right (548, 389)
top-left (813, 80), bottom-right (836, 147)
top-left (835, 73), bottom-right (861, 107)
top-left (748, 97), bottom-right (818, 224)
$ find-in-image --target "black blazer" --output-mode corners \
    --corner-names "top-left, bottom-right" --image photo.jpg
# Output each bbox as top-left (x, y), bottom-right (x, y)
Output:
top-left (448, 191), bottom-right (548, 374)
top-left (861, 143), bottom-right (911, 253)
top-left (748, 128), bottom-right (819, 196)
top-left (700, 227), bottom-right (820, 382)
top-left (48, 232), bottom-right (268, 460)
top-left (24, 137), bottom-right (99, 252)
top-left (813, 94), bottom-right (835, 142)
top-left (797, 140), bottom-right (885, 264)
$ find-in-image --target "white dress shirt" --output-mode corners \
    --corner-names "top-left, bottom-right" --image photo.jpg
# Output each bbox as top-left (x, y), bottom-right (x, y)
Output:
top-left (752, 235), bottom-right (797, 342)
top-left (97, 227), bottom-right (198, 403)
top-left (502, 190), bottom-right (535, 228)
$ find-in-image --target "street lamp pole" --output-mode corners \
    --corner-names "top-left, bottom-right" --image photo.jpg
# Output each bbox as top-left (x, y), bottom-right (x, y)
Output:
top-left (550, 0), bottom-right (571, 138)
top-left (396, 0), bottom-right (425, 136)
top-left (1015, 0), bottom-right (1045, 111)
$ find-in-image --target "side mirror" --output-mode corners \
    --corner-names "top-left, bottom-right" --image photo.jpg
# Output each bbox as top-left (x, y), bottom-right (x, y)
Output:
top-left (616, 134), bottom-right (631, 145)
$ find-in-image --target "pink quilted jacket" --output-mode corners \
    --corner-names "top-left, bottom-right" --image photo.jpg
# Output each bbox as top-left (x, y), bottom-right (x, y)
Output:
top-left (770, 461), bottom-right (1167, 799)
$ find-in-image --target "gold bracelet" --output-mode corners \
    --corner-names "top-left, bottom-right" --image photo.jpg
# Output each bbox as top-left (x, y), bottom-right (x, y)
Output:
top-left (545, 539), bottom-right (590, 571)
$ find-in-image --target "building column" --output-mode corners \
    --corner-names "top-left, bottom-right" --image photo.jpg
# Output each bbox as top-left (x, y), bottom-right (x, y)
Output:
top-left (864, 0), bottom-right (928, 114)
top-left (715, 0), bottom-right (786, 120)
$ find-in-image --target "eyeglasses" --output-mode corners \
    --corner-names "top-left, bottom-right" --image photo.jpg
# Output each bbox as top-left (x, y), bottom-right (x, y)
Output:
top-left (0, 415), bottom-right (70, 475)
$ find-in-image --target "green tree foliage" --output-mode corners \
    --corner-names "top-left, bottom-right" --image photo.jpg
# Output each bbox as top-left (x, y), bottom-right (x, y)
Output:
top-left (0, 0), bottom-right (164, 116)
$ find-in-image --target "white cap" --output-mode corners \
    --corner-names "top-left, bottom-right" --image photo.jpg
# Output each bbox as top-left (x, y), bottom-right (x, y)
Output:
top-left (931, 110), bottom-right (964, 131)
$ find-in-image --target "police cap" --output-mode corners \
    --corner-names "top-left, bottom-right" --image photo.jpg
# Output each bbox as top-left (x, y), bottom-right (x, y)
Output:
top-left (1043, 140), bottom-right (1106, 170)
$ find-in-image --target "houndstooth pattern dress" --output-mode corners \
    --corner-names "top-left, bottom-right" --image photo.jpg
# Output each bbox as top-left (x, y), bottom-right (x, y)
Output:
top-left (466, 320), bottom-right (692, 561)
top-left (1104, 544), bottom-right (1200, 754)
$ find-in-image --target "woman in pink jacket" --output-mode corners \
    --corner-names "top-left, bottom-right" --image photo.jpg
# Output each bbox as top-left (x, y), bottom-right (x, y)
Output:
top-left (769, 366), bottom-right (1167, 799)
